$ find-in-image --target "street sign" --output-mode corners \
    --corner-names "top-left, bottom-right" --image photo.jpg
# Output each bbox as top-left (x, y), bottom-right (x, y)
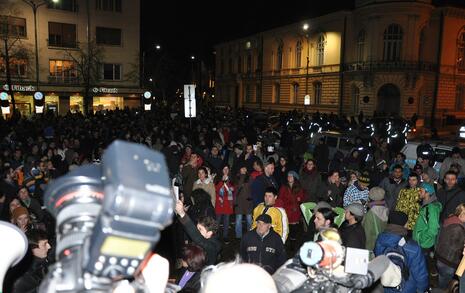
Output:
top-left (0, 92), bottom-right (8, 100)
top-left (184, 97), bottom-right (196, 118)
top-left (1, 92), bottom-right (10, 114)
top-left (304, 95), bottom-right (311, 105)
top-left (184, 84), bottom-right (196, 99)
top-left (143, 91), bottom-right (151, 99)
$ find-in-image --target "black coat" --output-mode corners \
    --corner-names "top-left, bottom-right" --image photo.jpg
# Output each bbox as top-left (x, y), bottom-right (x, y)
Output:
top-left (177, 269), bottom-right (201, 293)
top-left (437, 185), bottom-right (465, 223)
top-left (340, 222), bottom-right (366, 249)
top-left (240, 228), bottom-right (287, 274)
top-left (12, 257), bottom-right (48, 293)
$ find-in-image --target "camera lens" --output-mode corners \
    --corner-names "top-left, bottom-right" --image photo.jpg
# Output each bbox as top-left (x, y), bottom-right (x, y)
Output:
top-left (44, 164), bottom-right (103, 259)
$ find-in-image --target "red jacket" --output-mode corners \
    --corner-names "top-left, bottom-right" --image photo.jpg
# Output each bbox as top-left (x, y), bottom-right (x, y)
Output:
top-left (278, 185), bottom-right (305, 224)
top-left (215, 180), bottom-right (235, 215)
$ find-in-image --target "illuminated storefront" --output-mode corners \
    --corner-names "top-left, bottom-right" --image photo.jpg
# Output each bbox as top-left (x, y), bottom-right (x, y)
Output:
top-left (70, 96), bottom-right (84, 113)
top-left (92, 96), bottom-right (124, 112)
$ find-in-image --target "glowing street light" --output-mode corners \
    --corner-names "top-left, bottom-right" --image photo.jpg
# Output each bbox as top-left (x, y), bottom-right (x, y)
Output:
top-left (303, 23), bottom-right (309, 31)
top-left (155, 45), bottom-right (161, 50)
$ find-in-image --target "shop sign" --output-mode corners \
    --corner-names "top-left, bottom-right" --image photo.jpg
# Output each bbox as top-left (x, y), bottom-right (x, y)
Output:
top-left (92, 87), bottom-right (118, 94)
top-left (3, 84), bottom-right (36, 92)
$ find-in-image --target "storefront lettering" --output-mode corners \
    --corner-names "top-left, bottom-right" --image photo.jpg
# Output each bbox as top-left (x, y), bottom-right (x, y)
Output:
top-left (92, 87), bottom-right (119, 94)
top-left (3, 84), bottom-right (36, 92)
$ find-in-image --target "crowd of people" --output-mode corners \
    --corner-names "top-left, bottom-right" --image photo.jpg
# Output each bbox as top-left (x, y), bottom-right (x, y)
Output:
top-left (0, 106), bottom-right (465, 293)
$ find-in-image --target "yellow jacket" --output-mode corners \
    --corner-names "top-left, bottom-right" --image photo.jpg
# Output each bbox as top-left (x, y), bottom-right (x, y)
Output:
top-left (252, 203), bottom-right (289, 243)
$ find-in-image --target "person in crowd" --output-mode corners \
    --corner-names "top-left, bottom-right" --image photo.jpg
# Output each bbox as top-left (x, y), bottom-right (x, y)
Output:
top-left (275, 155), bottom-right (291, 187)
top-left (250, 160), bottom-right (279, 208)
top-left (440, 147), bottom-right (465, 183)
top-left (176, 244), bottom-right (206, 293)
top-left (230, 144), bottom-right (245, 177)
top-left (328, 151), bottom-right (345, 175)
top-left (11, 229), bottom-right (51, 293)
top-left (1, 165), bottom-right (19, 199)
top-left (17, 185), bottom-right (44, 223)
top-left (243, 144), bottom-right (258, 173)
top-left (395, 173), bottom-right (421, 231)
top-left (417, 155), bottom-right (439, 183)
top-left (347, 170), bottom-right (360, 186)
top-left (313, 137), bottom-right (329, 173)
top-left (313, 207), bottom-right (337, 241)
top-left (340, 202), bottom-right (366, 249)
top-left (251, 187), bottom-right (289, 243)
top-left (300, 159), bottom-right (323, 202)
top-left (240, 214), bottom-right (287, 274)
top-left (278, 171), bottom-right (305, 242)
top-left (435, 204), bottom-right (465, 289)
top-left (374, 211), bottom-right (429, 293)
top-left (438, 171), bottom-right (465, 223)
top-left (343, 171), bottom-right (370, 208)
top-left (370, 160), bottom-right (390, 187)
top-left (214, 165), bottom-right (234, 243)
top-left (413, 182), bottom-right (442, 250)
top-left (182, 152), bottom-right (201, 205)
top-left (192, 166), bottom-right (216, 207)
top-left (343, 149), bottom-right (362, 172)
top-left (175, 200), bottom-right (221, 265)
top-left (187, 189), bottom-right (216, 224)
top-left (11, 206), bottom-right (33, 233)
top-left (379, 164), bottom-right (408, 211)
top-left (234, 165), bottom-right (253, 239)
top-left (250, 159), bottom-right (264, 180)
top-left (206, 145), bottom-right (223, 176)
top-left (322, 170), bottom-right (345, 207)
top-left (374, 139), bottom-right (392, 166)
top-left (389, 152), bottom-right (410, 180)
top-left (362, 187), bottom-right (389, 251)
top-left (181, 145), bottom-right (193, 165)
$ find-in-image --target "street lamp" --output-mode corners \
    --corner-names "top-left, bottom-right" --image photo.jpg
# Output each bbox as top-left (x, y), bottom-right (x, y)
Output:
top-left (22, 0), bottom-right (59, 90)
top-left (302, 23), bottom-right (310, 96)
top-left (141, 43), bottom-right (161, 87)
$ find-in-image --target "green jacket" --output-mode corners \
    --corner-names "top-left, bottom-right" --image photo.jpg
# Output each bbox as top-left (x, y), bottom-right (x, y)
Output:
top-left (362, 207), bottom-right (388, 251)
top-left (413, 199), bottom-right (442, 249)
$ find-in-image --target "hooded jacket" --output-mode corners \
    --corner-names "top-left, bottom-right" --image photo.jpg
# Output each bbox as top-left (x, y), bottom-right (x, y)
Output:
top-left (362, 203), bottom-right (388, 251)
top-left (435, 215), bottom-right (465, 268)
top-left (412, 195), bottom-right (442, 249)
top-left (374, 224), bottom-right (429, 293)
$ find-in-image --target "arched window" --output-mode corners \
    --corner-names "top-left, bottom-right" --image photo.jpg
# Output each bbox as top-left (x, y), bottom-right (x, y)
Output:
top-left (419, 27), bottom-right (426, 62)
top-left (357, 30), bottom-right (366, 62)
top-left (316, 34), bottom-right (325, 66)
top-left (456, 84), bottom-right (465, 110)
top-left (383, 24), bottom-right (403, 61)
top-left (313, 82), bottom-right (322, 104)
top-left (274, 83), bottom-right (281, 103)
top-left (276, 40), bottom-right (283, 70)
top-left (292, 83), bottom-right (299, 104)
top-left (458, 27), bottom-right (465, 72)
top-left (351, 85), bottom-right (360, 114)
top-left (295, 40), bottom-right (302, 68)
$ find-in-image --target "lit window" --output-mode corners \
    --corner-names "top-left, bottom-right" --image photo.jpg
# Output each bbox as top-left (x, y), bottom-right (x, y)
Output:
top-left (316, 34), bottom-right (325, 66)
top-left (49, 60), bottom-right (77, 83)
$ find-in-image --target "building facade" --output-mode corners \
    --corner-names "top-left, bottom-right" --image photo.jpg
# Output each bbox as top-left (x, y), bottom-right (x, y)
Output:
top-left (0, 0), bottom-right (142, 116)
top-left (214, 0), bottom-right (465, 125)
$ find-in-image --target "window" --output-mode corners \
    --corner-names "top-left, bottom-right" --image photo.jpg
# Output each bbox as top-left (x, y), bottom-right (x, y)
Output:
top-left (419, 27), bottom-right (426, 62)
top-left (48, 22), bottom-right (77, 48)
top-left (292, 83), bottom-right (299, 104)
top-left (274, 83), bottom-right (280, 103)
top-left (352, 85), bottom-right (360, 114)
top-left (0, 16), bottom-right (26, 37)
top-left (96, 27), bottom-right (121, 46)
top-left (247, 54), bottom-right (252, 73)
top-left (458, 27), bottom-right (465, 72)
top-left (316, 34), bottom-right (325, 66)
top-left (96, 0), bottom-right (122, 12)
top-left (49, 60), bottom-right (77, 83)
top-left (314, 82), bottom-right (322, 104)
top-left (237, 56), bottom-right (242, 73)
top-left (48, 0), bottom-right (78, 12)
top-left (276, 40), bottom-right (283, 70)
top-left (0, 58), bottom-right (27, 77)
top-left (102, 63), bottom-right (121, 80)
top-left (456, 84), bottom-right (465, 110)
top-left (357, 30), bottom-right (366, 62)
top-left (383, 24), bottom-right (403, 61)
top-left (295, 41), bottom-right (302, 68)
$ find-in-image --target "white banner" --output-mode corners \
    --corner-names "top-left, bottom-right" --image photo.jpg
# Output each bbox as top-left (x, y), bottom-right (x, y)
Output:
top-left (184, 97), bottom-right (196, 118)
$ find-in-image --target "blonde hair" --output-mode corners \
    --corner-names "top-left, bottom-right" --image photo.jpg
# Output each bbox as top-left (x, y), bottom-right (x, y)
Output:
top-left (454, 204), bottom-right (465, 217)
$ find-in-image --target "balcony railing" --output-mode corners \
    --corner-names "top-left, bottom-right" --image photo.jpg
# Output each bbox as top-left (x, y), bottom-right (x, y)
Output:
top-left (344, 61), bottom-right (437, 72)
top-left (48, 75), bottom-right (79, 84)
top-left (47, 39), bottom-right (78, 49)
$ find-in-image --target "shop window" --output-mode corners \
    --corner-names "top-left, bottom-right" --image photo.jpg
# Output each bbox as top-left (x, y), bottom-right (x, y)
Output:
top-left (0, 16), bottom-right (26, 37)
top-left (96, 27), bottom-right (121, 46)
top-left (48, 22), bottom-right (77, 48)
top-left (70, 95), bottom-right (83, 113)
top-left (102, 63), bottom-right (121, 80)
top-left (93, 96), bottom-right (124, 112)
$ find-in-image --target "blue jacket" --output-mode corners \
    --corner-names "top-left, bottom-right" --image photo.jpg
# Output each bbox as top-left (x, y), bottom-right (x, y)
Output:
top-left (374, 226), bottom-right (429, 293)
top-left (250, 174), bottom-right (279, 208)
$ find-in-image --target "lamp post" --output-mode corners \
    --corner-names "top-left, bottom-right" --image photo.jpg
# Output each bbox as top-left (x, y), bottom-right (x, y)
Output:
top-left (303, 23), bottom-right (310, 113)
top-left (141, 43), bottom-right (161, 88)
top-left (22, 0), bottom-right (59, 91)
top-left (190, 55), bottom-right (196, 84)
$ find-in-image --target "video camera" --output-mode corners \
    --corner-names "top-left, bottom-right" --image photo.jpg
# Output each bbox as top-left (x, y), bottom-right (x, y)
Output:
top-left (39, 140), bottom-right (174, 292)
top-left (273, 229), bottom-right (390, 293)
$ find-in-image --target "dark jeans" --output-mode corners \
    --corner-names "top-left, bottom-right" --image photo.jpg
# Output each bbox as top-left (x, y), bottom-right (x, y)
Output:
top-left (217, 214), bottom-right (230, 240)
top-left (437, 260), bottom-right (456, 289)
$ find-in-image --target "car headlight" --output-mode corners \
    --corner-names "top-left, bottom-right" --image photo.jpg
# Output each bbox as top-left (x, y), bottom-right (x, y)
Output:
top-left (460, 126), bottom-right (465, 132)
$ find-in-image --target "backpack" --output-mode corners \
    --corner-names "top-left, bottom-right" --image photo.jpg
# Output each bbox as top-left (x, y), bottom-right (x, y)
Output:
top-left (383, 237), bottom-right (410, 291)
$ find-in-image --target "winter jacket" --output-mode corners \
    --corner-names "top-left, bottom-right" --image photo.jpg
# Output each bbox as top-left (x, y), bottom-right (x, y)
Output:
top-left (362, 204), bottom-right (388, 251)
top-left (240, 228), bottom-right (287, 274)
top-left (379, 177), bottom-right (408, 211)
top-left (299, 168), bottom-right (323, 202)
top-left (435, 216), bottom-right (465, 268)
top-left (321, 181), bottom-right (345, 207)
top-left (440, 157), bottom-right (465, 179)
top-left (395, 187), bottom-right (421, 230)
top-left (192, 178), bottom-right (216, 207)
top-left (343, 181), bottom-right (369, 207)
top-left (339, 222), bottom-right (366, 249)
top-left (374, 224), bottom-right (429, 293)
top-left (250, 174), bottom-right (279, 208)
top-left (252, 203), bottom-right (289, 243)
top-left (437, 185), bottom-right (465, 223)
top-left (181, 164), bottom-right (198, 204)
top-left (12, 256), bottom-right (48, 293)
top-left (234, 174), bottom-right (253, 215)
top-left (178, 214), bottom-right (221, 265)
top-left (278, 184), bottom-right (306, 224)
top-left (215, 180), bottom-right (234, 215)
top-left (413, 196), bottom-right (442, 249)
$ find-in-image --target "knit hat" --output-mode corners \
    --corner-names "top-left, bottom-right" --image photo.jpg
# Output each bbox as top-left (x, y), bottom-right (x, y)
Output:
top-left (369, 187), bottom-right (385, 201)
top-left (420, 182), bottom-right (435, 195)
top-left (345, 203), bottom-right (365, 217)
top-left (388, 211), bottom-right (408, 226)
top-left (256, 214), bottom-right (272, 224)
top-left (287, 171), bottom-right (299, 181)
top-left (358, 172), bottom-right (370, 185)
top-left (11, 207), bottom-right (29, 222)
